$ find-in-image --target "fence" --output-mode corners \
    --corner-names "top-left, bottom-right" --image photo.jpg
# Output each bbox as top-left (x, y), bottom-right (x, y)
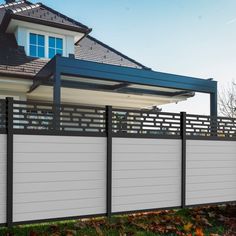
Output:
top-left (0, 97), bottom-right (235, 227)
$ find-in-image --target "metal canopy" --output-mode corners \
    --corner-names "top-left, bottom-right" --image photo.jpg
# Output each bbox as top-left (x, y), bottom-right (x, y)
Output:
top-left (29, 55), bottom-right (218, 115)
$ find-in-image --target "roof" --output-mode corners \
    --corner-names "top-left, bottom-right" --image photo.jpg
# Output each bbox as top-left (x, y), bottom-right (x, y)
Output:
top-left (0, 0), bottom-right (91, 33)
top-left (76, 36), bottom-right (149, 69)
top-left (0, 31), bottom-right (148, 78)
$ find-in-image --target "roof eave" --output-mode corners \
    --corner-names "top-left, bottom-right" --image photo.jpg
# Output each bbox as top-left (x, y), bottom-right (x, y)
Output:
top-left (0, 70), bottom-right (34, 79)
top-left (0, 12), bottom-right (92, 34)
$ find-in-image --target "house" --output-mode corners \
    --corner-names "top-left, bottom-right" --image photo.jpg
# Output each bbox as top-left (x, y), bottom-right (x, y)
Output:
top-left (0, 0), bottom-right (217, 114)
top-left (0, 0), bottom-right (235, 228)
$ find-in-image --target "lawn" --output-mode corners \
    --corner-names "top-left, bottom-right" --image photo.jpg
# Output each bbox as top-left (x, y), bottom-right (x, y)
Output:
top-left (0, 204), bottom-right (235, 236)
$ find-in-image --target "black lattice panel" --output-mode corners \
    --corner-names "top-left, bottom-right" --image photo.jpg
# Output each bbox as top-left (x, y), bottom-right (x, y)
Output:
top-left (13, 101), bottom-right (54, 130)
top-left (12, 101), bottom-right (106, 134)
top-left (59, 105), bottom-right (106, 133)
top-left (0, 99), bottom-right (6, 131)
top-left (112, 108), bottom-right (181, 136)
top-left (217, 117), bottom-right (236, 137)
top-left (186, 114), bottom-right (236, 138)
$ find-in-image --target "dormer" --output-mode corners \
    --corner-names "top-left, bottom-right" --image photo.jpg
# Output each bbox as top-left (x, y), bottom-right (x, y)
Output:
top-left (0, 0), bottom-right (91, 59)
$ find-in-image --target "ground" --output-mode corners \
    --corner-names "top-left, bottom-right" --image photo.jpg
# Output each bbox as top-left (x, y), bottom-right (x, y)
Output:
top-left (0, 204), bottom-right (235, 236)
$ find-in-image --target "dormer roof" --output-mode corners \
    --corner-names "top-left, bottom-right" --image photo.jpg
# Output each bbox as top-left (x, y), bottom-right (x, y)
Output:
top-left (0, 0), bottom-right (91, 34)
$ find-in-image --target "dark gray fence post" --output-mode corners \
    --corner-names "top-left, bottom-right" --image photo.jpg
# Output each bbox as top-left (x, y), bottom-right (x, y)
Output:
top-left (6, 97), bottom-right (13, 227)
top-left (180, 112), bottom-right (186, 208)
top-left (106, 106), bottom-right (112, 218)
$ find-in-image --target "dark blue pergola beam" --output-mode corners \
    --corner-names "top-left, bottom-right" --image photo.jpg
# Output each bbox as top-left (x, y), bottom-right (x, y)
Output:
top-left (56, 56), bottom-right (217, 94)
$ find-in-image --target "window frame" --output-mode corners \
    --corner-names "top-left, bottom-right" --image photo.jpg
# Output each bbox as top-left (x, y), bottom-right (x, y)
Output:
top-left (27, 30), bottom-right (66, 59)
top-left (48, 36), bottom-right (64, 59)
top-left (29, 33), bottom-right (45, 58)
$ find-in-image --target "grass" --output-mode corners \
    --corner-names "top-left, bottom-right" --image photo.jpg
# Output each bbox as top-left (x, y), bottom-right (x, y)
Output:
top-left (0, 204), bottom-right (235, 236)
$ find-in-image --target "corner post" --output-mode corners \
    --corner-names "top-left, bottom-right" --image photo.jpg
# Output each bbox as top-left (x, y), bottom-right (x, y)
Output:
top-left (6, 97), bottom-right (13, 227)
top-left (53, 67), bottom-right (61, 130)
top-left (180, 112), bottom-right (186, 208)
top-left (106, 106), bottom-right (112, 218)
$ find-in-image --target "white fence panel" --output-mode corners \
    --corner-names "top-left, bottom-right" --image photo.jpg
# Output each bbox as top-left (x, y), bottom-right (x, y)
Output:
top-left (13, 135), bottom-right (107, 222)
top-left (186, 140), bottom-right (236, 205)
top-left (0, 134), bottom-right (6, 224)
top-left (112, 138), bottom-right (182, 212)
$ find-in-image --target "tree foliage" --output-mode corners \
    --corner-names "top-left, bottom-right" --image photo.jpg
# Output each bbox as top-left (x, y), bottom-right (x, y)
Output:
top-left (219, 80), bottom-right (236, 118)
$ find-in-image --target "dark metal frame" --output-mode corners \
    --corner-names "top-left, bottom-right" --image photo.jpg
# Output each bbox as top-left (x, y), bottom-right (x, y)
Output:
top-left (0, 98), bottom-right (235, 227)
top-left (29, 55), bottom-right (218, 117)
top-left (6, 97), bottom-right (13, 228)
top-left (180, 112), bottom-right (186, 208)
top-left (106, 106), bottom-right (112, 218)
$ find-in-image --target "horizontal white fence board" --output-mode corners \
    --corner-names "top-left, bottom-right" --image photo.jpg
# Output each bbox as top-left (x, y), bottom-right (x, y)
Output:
top-left (186, 140), bottom-right (236, 206)
top-left (14, 171), bottom-right (105, 183)
top-left (112, 138), bottom-right (181, 212)
top-left (0, 134), bottom-right (6, 224)
top-left (13, 135), bottom-right (107, 222)
top-left (14, 206), bottom-right (106, 223)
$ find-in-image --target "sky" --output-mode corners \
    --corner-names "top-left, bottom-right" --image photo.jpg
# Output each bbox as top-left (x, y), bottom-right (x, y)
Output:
top-left (3, 0), bottom-right (236, 115)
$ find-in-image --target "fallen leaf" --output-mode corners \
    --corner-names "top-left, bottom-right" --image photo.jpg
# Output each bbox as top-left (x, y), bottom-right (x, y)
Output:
top-left (183, 222), bottom-right (193, 232)
top-left (201, 217), bottom-right (212, 227)
top-left (50, 233), bottom-right (61, 236)
top-left (132, 223), bottom-right (148, 231)
top-left (65, 229), bottom-right (77, 236)
top-left (195, 228), bottom-right (204, 236)
top-left (29, 232), bottom-right (38, 236)
top-left (74, 221), bottom-right (87, 229)
top-left (93, 224), bottom-right (104, 236)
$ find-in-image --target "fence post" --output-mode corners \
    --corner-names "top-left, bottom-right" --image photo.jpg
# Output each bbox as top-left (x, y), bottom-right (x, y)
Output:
top-left (6, 97), bottom-right (13, 227)
top-left (106, 106), bottom-right (112, 218)
top-left (180, 112), bottom-right (186, 208)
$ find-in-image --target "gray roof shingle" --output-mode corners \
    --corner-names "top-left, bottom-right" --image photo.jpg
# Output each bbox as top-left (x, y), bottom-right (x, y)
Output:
top-left (76, 36), bottom-right (149, 69)
top-left (0, 32), bottom-right (48, 77)
top-left (0, 1), bottom-right (91, 33)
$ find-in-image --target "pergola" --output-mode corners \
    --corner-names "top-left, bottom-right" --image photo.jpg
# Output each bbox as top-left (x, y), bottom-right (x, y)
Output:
top-left (28, 55), bottom-right (218, 116)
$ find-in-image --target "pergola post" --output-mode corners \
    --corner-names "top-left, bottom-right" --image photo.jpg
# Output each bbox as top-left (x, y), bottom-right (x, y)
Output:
top-left (53, 68), bottom-right (61, 130)
top-left (210, 90), bottom-right (218, 136)
top-left (210, 92), bottom-right (217, 117)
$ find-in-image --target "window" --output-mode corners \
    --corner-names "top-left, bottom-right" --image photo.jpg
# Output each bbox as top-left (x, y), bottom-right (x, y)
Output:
top-left (49, 36), bottom-right (63, 59)
top-left (28, 32), bottom-right (64, 58)
top-left (29, 33), bottom-right (45, 58)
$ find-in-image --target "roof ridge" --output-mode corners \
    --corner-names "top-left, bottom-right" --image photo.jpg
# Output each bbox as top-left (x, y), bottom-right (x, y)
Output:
top-left (0, 1), bottom-right (26, 9)
top-left (11, 3), bottom-right (41, 13)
